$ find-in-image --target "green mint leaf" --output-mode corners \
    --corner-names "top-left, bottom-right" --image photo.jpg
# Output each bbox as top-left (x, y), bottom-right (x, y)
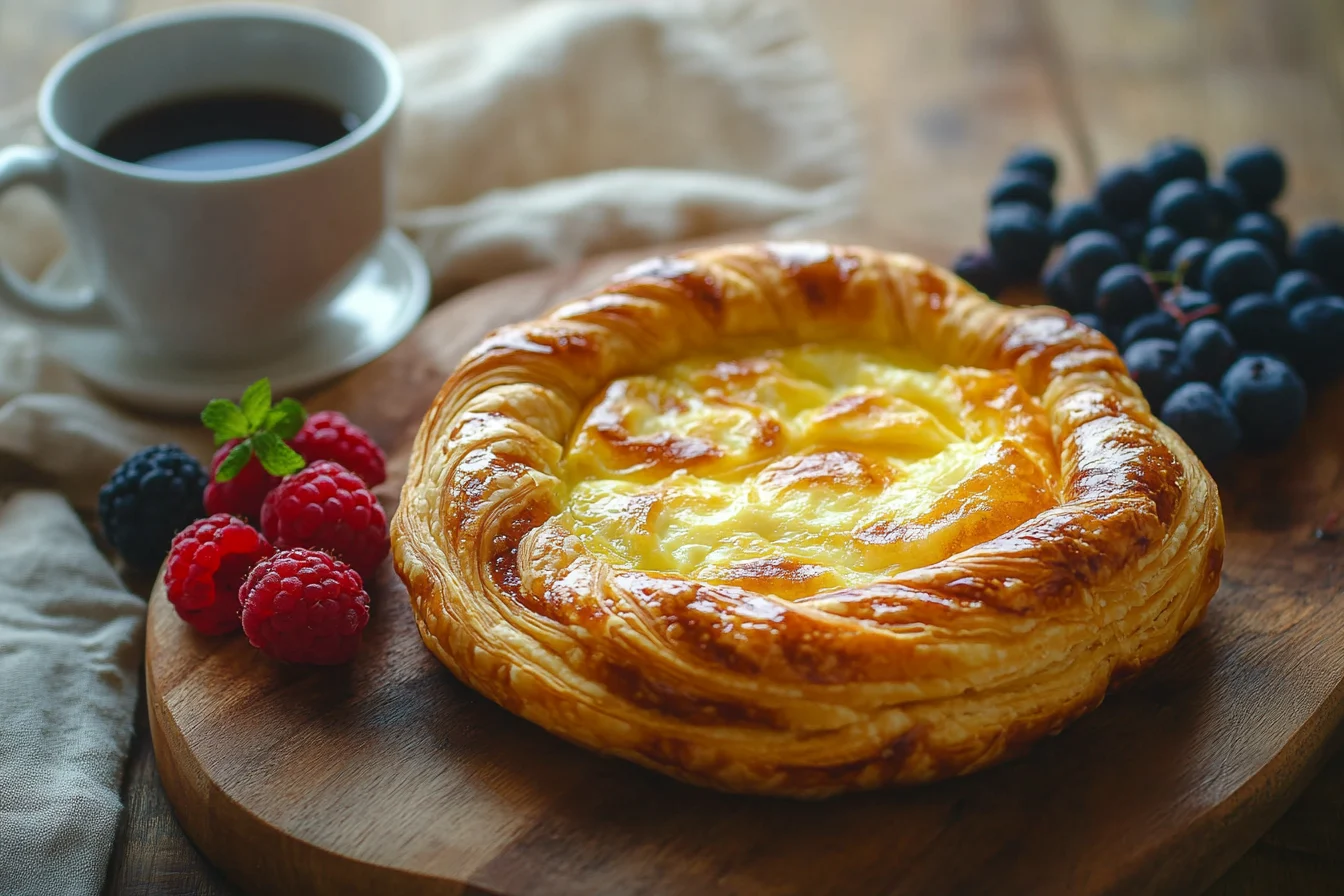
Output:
top-left (214, 440), bottom-right (253, 482)
top-left (240, 378), bottom-right (272, 430)
top-left (201, 399), bottom-right (250, 444)
top-left (252, 431), bottom-right (306, 477)
top-left (263, 397), bottom-right (307, 441)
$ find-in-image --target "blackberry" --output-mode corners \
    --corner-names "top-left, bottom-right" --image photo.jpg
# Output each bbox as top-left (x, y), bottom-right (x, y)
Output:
top-left (98, 444), bottom-right (207, 573)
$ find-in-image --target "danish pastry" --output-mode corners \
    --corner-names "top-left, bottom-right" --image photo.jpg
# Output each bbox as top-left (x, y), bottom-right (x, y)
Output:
top-left (393, 242), bottom-right (1223, 797)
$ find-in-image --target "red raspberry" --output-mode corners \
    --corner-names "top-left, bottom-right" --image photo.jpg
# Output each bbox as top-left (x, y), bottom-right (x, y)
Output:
top-left (164, 514), bottom-right (274, 635)
top-left (203, 440), bottom-right (279, 522)
top-left (240, 548), bottom-right (370, 664)
top-left (260, 461), bottom-right (388, 577)
top-left (290, 411), bottom-right (386, 486)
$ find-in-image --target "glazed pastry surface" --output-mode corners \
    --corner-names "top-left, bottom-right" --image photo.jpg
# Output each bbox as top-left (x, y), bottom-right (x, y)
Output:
top-left (393, 242), bottom-right (1223, 797)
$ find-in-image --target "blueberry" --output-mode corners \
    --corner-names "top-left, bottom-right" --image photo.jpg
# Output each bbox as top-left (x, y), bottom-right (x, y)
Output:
top-left (1291, 221), bottom-right (1344, 292)
top-left (1160, 382), bottom-right (1242, 466)
top-left (1061, 230), bottom-right (1129, 308)
top-left (1273, 270), bottom-right (1327, 307)
top-left (989, 170), bottom-right (1054, 213)
top-left (1143, 225), bottom-right (1184, 271)
top-left (1220, 354), bottom-right (1308, 452)
top-left (986, 203), bottom-right (1052, 282)
top-left (1122, 309), bottom-right (1181, 348)
top-left (1124, 338), bottom-right (1185, 408)
top-left (1145, 138), bottom-right (1209, 186)
top-left (1225, 293), bottom-right (1292, 355)
top-left (1231, 211), bottom-right (1289, 264)
top-left (1203, 238), bottom-right (1279, 305)
top-left (1178, 318), bottom-right (1238, 384)
top-left (1050, 199), bottom-right (1110, 245)
top-left (1222, 143), bottom-right (1286, 209)
top-left (1073, 312), bottom-right (1113, 341)
top-left (1288, 295), bottom-right (1344, 385)
top-left (952, 249), bottom-right (1005, 297)
top-left (1043, 261), bottom-right (1074, 309)
top-left (1096, 163), bottom-right (1155, 222)
top-left (1171, 238), bottom-right (1216, 289)
top-left (1207, 179), bottom-right (1248, 235)
top-left (98, 444), bottom-right (208, 572)
top-left (1165, 288), bottom-right (1220, 321)
top-left (1115, 219), bottom-right (1148, 258)
top-left (1095, 263), bottom-right (1157, 326)
top-left (1149, 178), bottom-right (1215, 236)
top-left (1003, 145), bottom-right (1058, 189)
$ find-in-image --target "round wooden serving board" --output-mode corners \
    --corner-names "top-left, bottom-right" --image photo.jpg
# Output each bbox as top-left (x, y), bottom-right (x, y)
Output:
top-left (147, 242), bottom-right (1344, 896)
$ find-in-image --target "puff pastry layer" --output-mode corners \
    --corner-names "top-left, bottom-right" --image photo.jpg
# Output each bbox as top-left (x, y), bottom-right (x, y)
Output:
top-left (393, 243), bottom-right (1223, 797)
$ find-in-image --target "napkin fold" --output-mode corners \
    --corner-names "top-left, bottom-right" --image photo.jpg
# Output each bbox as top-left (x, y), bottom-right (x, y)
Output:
top-left (0, 492), bottom-right (145, 896)
top-left (0, 2), bottom-right (861, 892)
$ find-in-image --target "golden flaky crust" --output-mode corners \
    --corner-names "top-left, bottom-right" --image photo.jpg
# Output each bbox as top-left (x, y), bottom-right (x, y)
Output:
top-left (393, 243), bottom-right (1223, 797)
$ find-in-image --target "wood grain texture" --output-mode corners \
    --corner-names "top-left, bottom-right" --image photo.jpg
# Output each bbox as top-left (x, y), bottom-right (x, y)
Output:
top-left (141, 242), bottom-right (1344, 896)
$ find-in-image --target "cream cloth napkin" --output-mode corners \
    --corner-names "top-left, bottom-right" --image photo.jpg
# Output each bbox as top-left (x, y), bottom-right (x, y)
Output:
top-left (0, 1), bottom-right (861, 893)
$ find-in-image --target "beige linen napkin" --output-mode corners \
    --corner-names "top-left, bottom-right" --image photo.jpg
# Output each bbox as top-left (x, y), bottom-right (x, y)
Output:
top-left (0, 2), bottom-right (861, 893)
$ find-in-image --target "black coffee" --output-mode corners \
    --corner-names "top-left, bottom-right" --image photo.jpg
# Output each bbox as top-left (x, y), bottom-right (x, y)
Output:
top-left (95, 91), bottom-right (359, 172)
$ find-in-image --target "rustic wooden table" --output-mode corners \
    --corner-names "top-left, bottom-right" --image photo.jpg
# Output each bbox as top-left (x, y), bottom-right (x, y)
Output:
top-left (2, 0), bottom-right (1342, 893)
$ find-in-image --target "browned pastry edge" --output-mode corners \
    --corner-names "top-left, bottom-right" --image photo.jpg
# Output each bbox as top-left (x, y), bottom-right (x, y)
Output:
top-left (392, 242), bottom-right (1224, 797)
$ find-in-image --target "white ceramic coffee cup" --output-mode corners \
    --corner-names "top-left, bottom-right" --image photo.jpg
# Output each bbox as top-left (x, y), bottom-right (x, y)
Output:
top-left (0, 4), bottom-right (402, 365)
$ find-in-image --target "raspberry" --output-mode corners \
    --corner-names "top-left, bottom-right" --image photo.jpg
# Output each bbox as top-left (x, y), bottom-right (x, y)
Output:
top-left (290, 411), bottom-right (386, 486)
top-left (260, 461), bottom-right (388, 576)
top-left (203, 439), bottom-right (280, 522)
top-left (164, 515), bottom-right (274, 635)
top-left (241, 548), bottom-right (370, 664)
top-left (99, 444), bottom-right (207, 573)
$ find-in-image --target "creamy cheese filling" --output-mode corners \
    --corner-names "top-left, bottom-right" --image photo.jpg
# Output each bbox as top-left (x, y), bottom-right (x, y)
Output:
top-left (557, 343), bottom-right (1059, 598)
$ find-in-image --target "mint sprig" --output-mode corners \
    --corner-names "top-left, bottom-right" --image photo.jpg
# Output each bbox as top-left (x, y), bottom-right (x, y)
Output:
top-left (201, 378), bottom-right (308, 481)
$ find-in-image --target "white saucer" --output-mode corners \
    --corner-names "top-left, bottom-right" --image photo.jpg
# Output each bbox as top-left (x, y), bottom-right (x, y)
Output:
top-left (38, 227), bottom-right (430, 414)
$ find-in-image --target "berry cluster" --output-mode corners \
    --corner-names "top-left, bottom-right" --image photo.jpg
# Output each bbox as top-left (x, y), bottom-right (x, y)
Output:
top-left (97, 379), bottom-right (389, 664)
top-left (955, 139), bottom-right (1344, 466)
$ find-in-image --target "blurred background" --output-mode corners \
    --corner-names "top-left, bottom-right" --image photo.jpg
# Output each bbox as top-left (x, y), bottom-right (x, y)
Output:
top-left (6, 0), bottom-right (1344, 264)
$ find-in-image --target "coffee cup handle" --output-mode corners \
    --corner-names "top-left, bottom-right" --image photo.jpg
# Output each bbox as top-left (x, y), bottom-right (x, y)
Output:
top-left (0, 145), bottom-right (109, 324)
